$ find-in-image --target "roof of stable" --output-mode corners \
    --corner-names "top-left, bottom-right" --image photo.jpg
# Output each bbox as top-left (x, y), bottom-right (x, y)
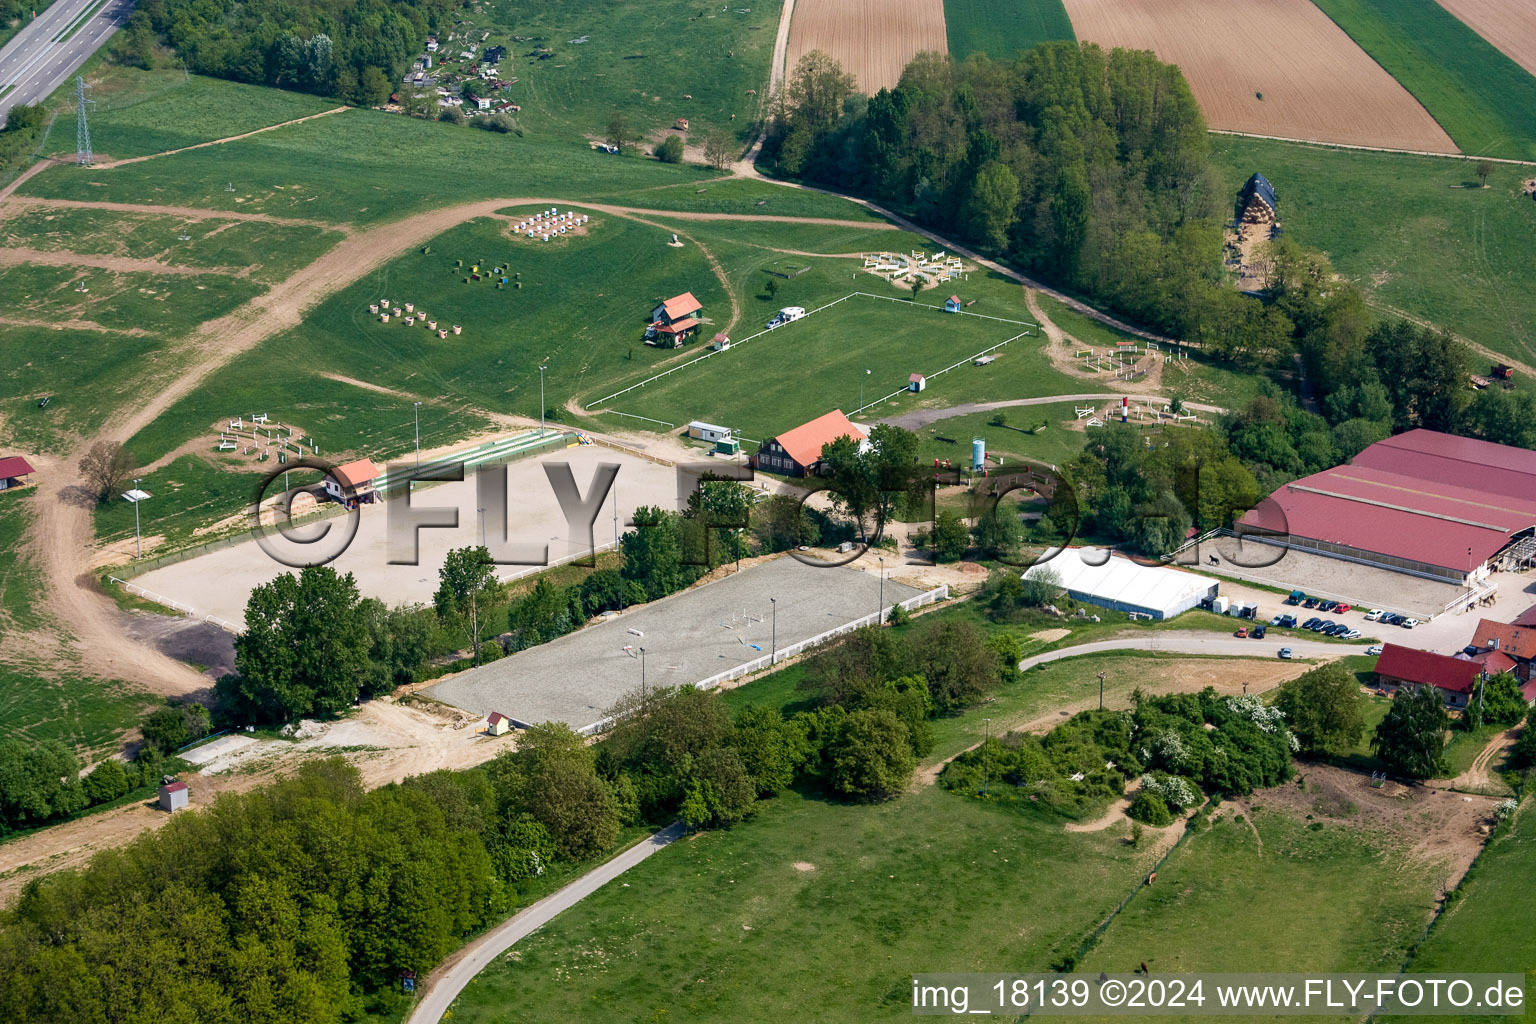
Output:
top-left (658, 292), bottom-right (701, 321)
top-left (1469, 619), bottom-right (1536, 661)
top-left (1375, 643), bottom-right (1482, 694)
top-left (768, 409), bottom-right (866, 468)
top-left (654, 316), bottom-right (700, 335)
top-left (161, 781), bottom-right (188, 794)
top-left (1352, 428), bottom-right (1536, 503)
top-left (1240, 431), bottom-right (1536, 573)
top-left (0, 456), bottom-right (35, 478)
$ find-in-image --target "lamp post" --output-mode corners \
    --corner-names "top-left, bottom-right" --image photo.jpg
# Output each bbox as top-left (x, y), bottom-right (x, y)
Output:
top-left (639, 646), bottom-right (647, 699)
top-left (1098, 670), bottom-right (1106, 711)
top-left (859, 367), bottom-right (870, 410)
top-left (878, 555), bottom-right (885, 623)
top-left (478, 506), bottom-right (486, 548)
top-left (770, 597), bottom-right (777, 665)
top-left (413, 401), bottom-right (422, 469)
top-left (132, 477), bottom-right (142, 559)
top-left (538, 364), bottom-right (547, 437)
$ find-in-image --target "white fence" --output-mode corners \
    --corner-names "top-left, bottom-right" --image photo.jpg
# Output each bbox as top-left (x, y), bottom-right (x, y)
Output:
top-left (108, 576), bottom-right (242, 634)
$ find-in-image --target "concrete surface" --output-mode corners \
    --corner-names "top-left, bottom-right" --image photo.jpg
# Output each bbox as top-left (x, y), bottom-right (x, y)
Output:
top-left (426, 556), bottom-right (923, 730)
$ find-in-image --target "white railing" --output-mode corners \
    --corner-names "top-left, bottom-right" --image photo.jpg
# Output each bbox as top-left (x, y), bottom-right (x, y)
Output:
top-left (109, 576), bottom-right (243, 634)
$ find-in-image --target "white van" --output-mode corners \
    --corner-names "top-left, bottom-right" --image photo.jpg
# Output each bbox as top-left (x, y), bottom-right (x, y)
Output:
top-left (766, 306), bottom-right (806, 330)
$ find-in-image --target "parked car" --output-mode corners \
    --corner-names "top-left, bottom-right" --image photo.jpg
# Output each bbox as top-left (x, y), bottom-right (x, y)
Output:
top-left (1315, 620), bottom-right (1336, 632)
top-left (1302, 617), bottom-right (1322, 630)
top-left (1278, 647), bottom-right (1293, 659)
top-left (1253, 625), bottom-right (1267, 639)
top-left (1364, 609), bottom-right (1384, 621)
top-left (1401, 618), bottom-right (1420, 629)
top-left (1366, 644), bottom-right (1384, 656)
top-left (1329, 624), bottom-right (1352, 637)
top-left (1383, 613), bottom-right (1403, 625)
top-left (1303, 598), bottom-right (1319, 608)
top-left (1342, 629), bottom-right (1362, 640)
top-left (1335, 603), bottom-right (1351, 614)
top-left (1285, 591), bottom-right (1304, 606)
top-left (1234, 627), bottom-right (1248, 638)
top-left (1270, 614), bottom-right (1285, 626)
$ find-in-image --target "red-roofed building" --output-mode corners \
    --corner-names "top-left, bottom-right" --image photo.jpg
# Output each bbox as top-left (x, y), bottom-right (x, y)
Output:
top-left (158, 780), bottom-right (189, 813)
top-left (1374, 642), bottom-right (1483, 708)
top-left (486, 711), bottom-right (512, 736)
top-left (323, 458), bottom-right (381, 506)
top-left (0, 456), bottom-right (34, 491)
top-left (647, 291), bottom-right (703, 346)
top-left (1238, 430), bottom-right (1536, 584)
top-left (752, 409), bottom-right (866, 477)
top-left (1466, 618), bottom-right (1536, 680)
top-left (1511, 604), bottom-right (1536, 628)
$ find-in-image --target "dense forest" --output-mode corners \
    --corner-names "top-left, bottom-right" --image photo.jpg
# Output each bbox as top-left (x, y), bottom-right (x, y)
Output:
top-left (130, 0), bottom-right (458, 104)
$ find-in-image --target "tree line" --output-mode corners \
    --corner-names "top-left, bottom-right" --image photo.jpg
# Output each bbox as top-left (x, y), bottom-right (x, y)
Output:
top-left (124, 0), bottom-right (458, 105)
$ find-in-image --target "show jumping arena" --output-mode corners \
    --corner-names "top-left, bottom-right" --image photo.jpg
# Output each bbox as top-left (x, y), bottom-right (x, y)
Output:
top-left (425, 556), bottom-right (939, 732)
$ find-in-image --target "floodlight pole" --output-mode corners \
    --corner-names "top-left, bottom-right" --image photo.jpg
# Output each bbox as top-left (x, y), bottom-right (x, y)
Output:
top-left (613, 482), bottom-right (623, 613)
top-left (538, 364), bottom-right (547, 437)
top-left (878, 555), bottom-right (885, 623)
top-left (132, 477), bottom-right (142, 559)
top-left (1098, 670), bottom-right (1106, 711)
top-left (478, 506), bottom-right (486, 547)
top-left (770, 597), bottom-right (776, 665)
top-left (414, 401), bottom-right (422, 468)
top-left (860, 367), bottom-right (870, 410)
top-left (639, 646), bottom-right (647, 699)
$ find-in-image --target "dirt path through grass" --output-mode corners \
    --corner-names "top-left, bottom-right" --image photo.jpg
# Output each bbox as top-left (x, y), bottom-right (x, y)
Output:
top-left (93, 106), bottom-right (351, 169)
top-left (0, 245), bottom-right (240, 276)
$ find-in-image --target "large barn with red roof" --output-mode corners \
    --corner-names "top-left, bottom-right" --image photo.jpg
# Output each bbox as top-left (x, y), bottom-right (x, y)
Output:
top-left (1239, 429), bottom-right (1536, 585)
top-left (752, 409), bottom-right (866, 477)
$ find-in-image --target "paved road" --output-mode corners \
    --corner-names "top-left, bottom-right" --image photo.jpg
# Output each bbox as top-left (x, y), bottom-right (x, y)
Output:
top-left (405, 821), bottom-right (686, 1024)
top-left (0, 0), bottom-right (133, 127)
top-left (878, 394), bottom-right (1228, 432)
top-left (1019, 629), bottom-right (1370, 672)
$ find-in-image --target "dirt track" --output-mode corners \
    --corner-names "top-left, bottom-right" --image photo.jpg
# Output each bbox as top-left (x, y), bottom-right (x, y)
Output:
top-left (93, 107), bottom-right (350, 169)
top-left (0, 245), bottom-right (238, 276)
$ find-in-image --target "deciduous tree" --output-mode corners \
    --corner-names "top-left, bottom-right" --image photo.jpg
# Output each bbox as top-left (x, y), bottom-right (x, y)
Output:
top-left (1373, 685), bottom-right (1448, 779)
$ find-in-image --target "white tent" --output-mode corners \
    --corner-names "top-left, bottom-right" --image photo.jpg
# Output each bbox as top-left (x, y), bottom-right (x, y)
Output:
top-left (1025, 548), bottom-right (1216, 620)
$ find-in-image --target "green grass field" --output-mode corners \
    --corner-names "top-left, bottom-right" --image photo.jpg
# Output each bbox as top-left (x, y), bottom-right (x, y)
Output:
top-left (944, 0), bottom-right (1074, 61)
top-left (1381, 801), bottom-right (1536, 1023)
top-left (445, 785), bottom-right (1153, 1024)
top-left (601, 295), bottom-right (1038, 439)
top-left (1310, 0), bottom-right (1536, 161)
top-left (1209, 134), bottom-right (1536, 366)
top-left (1082, 809), bottom-right (1440, 975)
top-left (462, 0), bottom-right (779, 144)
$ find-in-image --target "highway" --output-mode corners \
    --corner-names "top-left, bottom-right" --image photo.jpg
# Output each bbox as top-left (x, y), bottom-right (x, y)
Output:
top-left (0, 0), bottom-right (134, 128)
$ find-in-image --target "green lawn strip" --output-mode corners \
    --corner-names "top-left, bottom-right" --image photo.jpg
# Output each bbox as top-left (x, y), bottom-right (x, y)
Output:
top-left (604, 294), bottom-right (1053, 441)
top-left (1208, 134), bottom-right (1536, 367)
top-left (1439, 723), bottom-right (1507, 780)
top-left (0, 494), bottom-right (47, 633)
top-left (443, 785), bottom-right (1151, 1023)
top-left (1309, 0), bottom-right (1536, 161)
top-left (1379, 801), bottom-right (1536, 1023)
top-left (457, 0), bottom-right (777, 144)
top-left (912, 403), bottom-right (1090, 469)
top-left (598, 177), bottom-right (892, 221)
top-left (1, 262), bottom-right (262, 338)
top-left (72, 71), bottom-right (340, 161)
top-left (945, 0), bottom-right (1074, 61)
top-left (0, 662), bottom-right (155, 752)
top-left (0, 206), bottom-right (346, 285)
top-left (20, 105), bottom-right (717, 226)
top-left (0, 325), bottom-right (168, 454)
top-left (90, 455), bottom-right (269, 549)
top-left (1081, 810), bottom-right (1441, 990)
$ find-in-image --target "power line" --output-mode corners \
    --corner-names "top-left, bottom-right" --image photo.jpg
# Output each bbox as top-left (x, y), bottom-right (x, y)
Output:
top-left (75, 76), bottom-right (92, 166)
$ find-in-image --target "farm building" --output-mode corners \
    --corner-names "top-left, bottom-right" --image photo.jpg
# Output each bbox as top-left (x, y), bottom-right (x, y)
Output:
top-left (944, 295), bottom-right (962, 313)
top-left (1238, 173), bottom-right (1278, 224)
top-left (158, 781), bottom-right (189, 813)
top-left (908, 373), bottom-right (926, 392)
top-left (486, 711), bottom-right (512, 736)
top-left (1023, 548), bottom-right (1217, 621)
top-left (646, 291), bottom-right (703, 346)
top-left (323, 458), bottom-right (381, 506)
top-left (0, 456), bottom-right (34, 491)
top-left (710, 332), bottom-right (731, 351)
top-left (1237, 429), bottom-right (1536, 585)
top-left (1465, 619), bottom-right (1536, 681)
top-left (1373, 643), bottom-right (1482, 709)
top-left (687, 421), bottom-right (732, 444)
top-left (752, 409), bottom-right (866, 478)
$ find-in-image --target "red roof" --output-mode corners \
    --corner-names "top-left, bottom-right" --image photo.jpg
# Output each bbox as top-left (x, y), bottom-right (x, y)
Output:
top-left (654, 317), bottom-right (700, 335)
top-left (1472, 650), bottom-right (1518, 675)
top-left (1240, 458), bottom-right (1536, 573)
top-left (0, 456), bottom-right (34, 479)
top-left (768, 409), bottom-right (866, 468)
top-left (1375, 643), bottom-right (1483, 694)
top-left (1352, 428), bottom-right (1536, 503)
top-left (333, 458), bottom-right (380, 489)
top-left (487, 712), bottom-right (509, 725)
top-left (909, 373), bottom-right (925, 383)
top-left (161, 781), bottom-right (188, 794)
top-left (1469, 619), bottom-right (1536, 660)
top-left (1511, 603), bottom-right (1536, 628)
top-left (1522, 679), bottom-right (1536, 703)
top-left (947, 295), bottom-right (960, 304)
top-left (658, 292), bottom-right (701, 321)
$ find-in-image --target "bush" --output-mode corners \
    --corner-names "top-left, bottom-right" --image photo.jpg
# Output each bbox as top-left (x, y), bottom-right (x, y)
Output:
top-left (827, 708), bottom-right (914, 801)
top-left (656, 134), bottom-right (685, 163)
top-left (1139, 771), bottom-right (1200, 810)
top-left (478, 640), bottom-right (504, 663)
top-left (1128, 790), bottom-right (1173, 826)
top-left (2, 102), bottom-right (46, 133)
top-left (81, 759), bottom-right (132, 804)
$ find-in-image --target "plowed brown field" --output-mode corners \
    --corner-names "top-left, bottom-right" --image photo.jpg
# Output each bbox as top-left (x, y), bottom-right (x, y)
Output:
top-left (786, 0), bottom-right (948, 93)
top-left (1434, 0), bottom-right (1536, 77)
top-left (1061, 0), bottom-right (1458, 152)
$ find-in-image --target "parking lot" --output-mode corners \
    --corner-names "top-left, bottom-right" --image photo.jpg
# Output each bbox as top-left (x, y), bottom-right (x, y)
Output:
top-left (1193, 541), bottom-right (1467, 619)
